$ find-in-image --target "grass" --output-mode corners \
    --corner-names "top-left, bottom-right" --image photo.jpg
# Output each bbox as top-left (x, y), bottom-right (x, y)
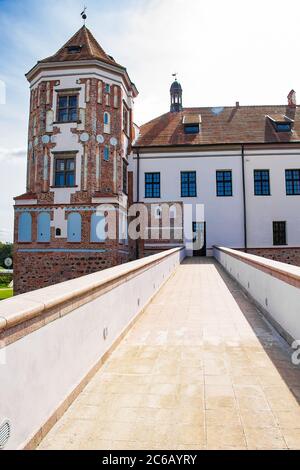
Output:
top-left (0, 288), bottom-right (13, 300)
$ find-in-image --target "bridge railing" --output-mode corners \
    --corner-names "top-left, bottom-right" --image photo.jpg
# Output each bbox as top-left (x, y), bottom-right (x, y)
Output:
top-left (213, 246), bottom-right (300, 345)
top-left (0, 246), bottom-right (185, 450)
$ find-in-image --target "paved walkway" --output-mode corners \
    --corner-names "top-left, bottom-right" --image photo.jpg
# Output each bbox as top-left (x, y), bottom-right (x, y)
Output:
top-left (38, 258), bottom-right (300, 450)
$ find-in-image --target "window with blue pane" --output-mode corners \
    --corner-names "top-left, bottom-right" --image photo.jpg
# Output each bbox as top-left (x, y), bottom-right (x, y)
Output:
top-left (145, 173), bottom-right (160, 198)
top-left (57, 95), bottom-right (78, 122)
top-left (55, 158), bottom-right (75, 187)
top-left (216, 170), bottom-right (232, 196)
top-left (104, 146), bottom-right (110, 161)
top-left (181, 171), bottom-right (197, 197)
top-left (285, 169), bottom-right (300, 195)
top-left (254, 170), bottom-right (270, 195)
top-left (18, 212), bottom-right (32, 242)
top-left (184, 124), bottom-right (199, 134)
top-left (67, 213), bottom-right (82, 242)
top-left (90, 213), bottom-right (106, 242)
top-left (37, 212), bottom-right (51, 242)
top-left (275, 123), bottom-right (291, 132)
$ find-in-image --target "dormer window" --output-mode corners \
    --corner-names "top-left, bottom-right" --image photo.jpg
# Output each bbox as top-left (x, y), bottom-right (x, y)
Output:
top-left (183, 114), bottom-right (201, 134)
top-left (275, 123), bottom-right (292, 133)
top-left (67, 45), bottom-right (82, 54)
top-left (267, 115), bottom-right (293, 133)
top-left (184, 124), bottom-right (200, 134)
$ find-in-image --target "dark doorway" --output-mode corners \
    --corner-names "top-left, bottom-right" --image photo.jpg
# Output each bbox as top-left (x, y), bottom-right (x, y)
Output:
top-left (192, 222), bottom-right (206, 256)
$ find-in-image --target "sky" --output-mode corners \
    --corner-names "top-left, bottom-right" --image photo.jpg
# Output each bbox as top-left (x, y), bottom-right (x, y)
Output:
top-left (0, 0), bottom-right (300, 242)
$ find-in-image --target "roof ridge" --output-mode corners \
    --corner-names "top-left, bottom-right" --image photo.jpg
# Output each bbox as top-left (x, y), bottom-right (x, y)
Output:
top-left (181, 104), bottom-right (294, 111)
top-left (83, 26), bottom-right (92, 56)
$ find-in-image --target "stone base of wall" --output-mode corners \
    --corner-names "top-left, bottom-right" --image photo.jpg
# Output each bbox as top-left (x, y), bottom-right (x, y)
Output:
top-left (244, 248), bottom-right (300, 267)
top-left (13, 250), bottom-right (129, 295)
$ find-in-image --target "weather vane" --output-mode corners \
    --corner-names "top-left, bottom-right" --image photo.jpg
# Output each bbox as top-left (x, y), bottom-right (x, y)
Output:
top-left (81, 6), bottom-right (87, 24)
top-left (172, 73), bottom-right (178, 81)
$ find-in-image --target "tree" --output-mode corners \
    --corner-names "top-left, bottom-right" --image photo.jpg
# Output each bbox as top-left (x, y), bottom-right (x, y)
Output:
top-left (0, 243), bottom-right (13, 268)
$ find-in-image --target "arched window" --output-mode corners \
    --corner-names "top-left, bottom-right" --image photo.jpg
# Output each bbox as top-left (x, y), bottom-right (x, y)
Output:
top-left (67, 212), bottom-right (82, 242)
top-left (18, 212), bottom-right (32, 242)
top-left (104, 112), bottom-right (111, 134)
top-left (90, 213), bottom-right (106, 242)
top-left (37, 212), bottom-right (51, 242)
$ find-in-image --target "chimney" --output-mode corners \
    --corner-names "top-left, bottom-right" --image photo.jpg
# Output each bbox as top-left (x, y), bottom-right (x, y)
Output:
top-left (287, 89), bottom-right (296, 107)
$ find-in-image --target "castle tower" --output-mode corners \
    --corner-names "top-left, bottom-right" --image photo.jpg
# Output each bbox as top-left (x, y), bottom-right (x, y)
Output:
top-left (13, 25), bottom-right (138, 294)
top-left (170, 78), bottom-right (182, 112)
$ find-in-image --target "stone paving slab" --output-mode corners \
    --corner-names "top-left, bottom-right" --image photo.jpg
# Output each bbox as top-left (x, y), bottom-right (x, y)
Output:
top-left (38, 258), bottom-right (300, 450)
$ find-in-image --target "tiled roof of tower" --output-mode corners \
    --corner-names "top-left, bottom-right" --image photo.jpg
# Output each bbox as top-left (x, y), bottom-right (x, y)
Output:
top-left (39, 25), bottom-right (123, 68)
top-left (135, 105), bottom-right (300, 147)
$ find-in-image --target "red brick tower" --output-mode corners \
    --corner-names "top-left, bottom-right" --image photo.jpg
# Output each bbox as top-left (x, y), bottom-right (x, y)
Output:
top-left (13, 25), bottom-right (138, 294)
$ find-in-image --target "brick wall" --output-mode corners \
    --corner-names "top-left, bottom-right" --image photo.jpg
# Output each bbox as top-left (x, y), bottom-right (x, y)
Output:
top-left (14, 71), bottom-right (134, 293)
top-left (244, 248), bottom-right (300, 267)
top-left (14, 249), bottom-right (129, 294)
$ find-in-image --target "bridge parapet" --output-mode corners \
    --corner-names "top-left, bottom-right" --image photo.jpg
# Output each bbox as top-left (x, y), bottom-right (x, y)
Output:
top-left (0, 247), bottom-right (185, 450)
top-left (213, 246), bottom-right (300, 345)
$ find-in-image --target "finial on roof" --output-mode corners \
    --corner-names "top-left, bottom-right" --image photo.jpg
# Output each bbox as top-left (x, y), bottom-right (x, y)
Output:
top-left (172, 72), bottom-right (178, 81)
top-left (81, 6), bottom-right (87, 25)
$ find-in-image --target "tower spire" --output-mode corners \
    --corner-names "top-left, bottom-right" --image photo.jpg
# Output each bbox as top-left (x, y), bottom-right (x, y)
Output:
top-left (170, 74), bottom-right (182, 112)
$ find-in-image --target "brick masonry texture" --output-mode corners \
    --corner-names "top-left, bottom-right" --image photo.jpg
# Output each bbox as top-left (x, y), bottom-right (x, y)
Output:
top-left (14, 68), bottom-right (133, 293)
top-left (14, 250), bottom-right (129, 294)
top-left (246, 248), bottom-right (300, 267)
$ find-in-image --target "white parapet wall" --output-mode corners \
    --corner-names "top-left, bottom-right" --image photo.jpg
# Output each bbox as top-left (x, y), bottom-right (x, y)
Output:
top-left (0, 247), bottom-right (185, 450)
top-left (213, 246), bottom-right (300, 345)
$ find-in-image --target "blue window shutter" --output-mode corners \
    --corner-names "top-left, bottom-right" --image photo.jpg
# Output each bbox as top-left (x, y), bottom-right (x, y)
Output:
top-left (91, 213), bottom-right (106, 242)
top-left (37, 212), bottom-right (51, 242)
top-left (18, 212), bottom-right (32, 242)
top-left (67, 213), bottom-right (82, 242)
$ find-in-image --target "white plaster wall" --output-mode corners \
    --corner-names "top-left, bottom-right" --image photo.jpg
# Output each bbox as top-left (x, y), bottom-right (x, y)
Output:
top-left (129, 148), bottom-right (300, 252)
top-left (214, 247), bottom-right (300, 343)
top-left (129, 151), bottom-right (245, 250)
top-left (31, 66), bottom-right (133, 105)
top-left (245, 150), bottom-right (300, 247)
top-left (0, 249), bottom-right (185, 450)
top-left (51, 208), bottom-right (67, 238)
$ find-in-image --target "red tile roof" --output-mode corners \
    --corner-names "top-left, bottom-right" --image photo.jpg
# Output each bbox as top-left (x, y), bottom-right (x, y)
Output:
top-left (39, 25), bottom-right (123, 68)
top-left (135, 105), bottom-right (300, 147)
top-left (14, 192), bottom-right (37, 201)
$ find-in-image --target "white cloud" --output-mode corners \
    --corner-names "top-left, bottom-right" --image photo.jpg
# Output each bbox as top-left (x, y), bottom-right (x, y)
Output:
top-left (0, 229), bottom-right (12, 244)
top-left (0, 148), bottom-right (26, 161)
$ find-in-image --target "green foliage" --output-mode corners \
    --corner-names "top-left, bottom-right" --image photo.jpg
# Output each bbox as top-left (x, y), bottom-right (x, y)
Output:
top-left (0, 288), bottom-right (13, 300)
top-left (0, 274), bottom-right (12, 287)
top-left (0, 242), bottom-right (13, 268)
